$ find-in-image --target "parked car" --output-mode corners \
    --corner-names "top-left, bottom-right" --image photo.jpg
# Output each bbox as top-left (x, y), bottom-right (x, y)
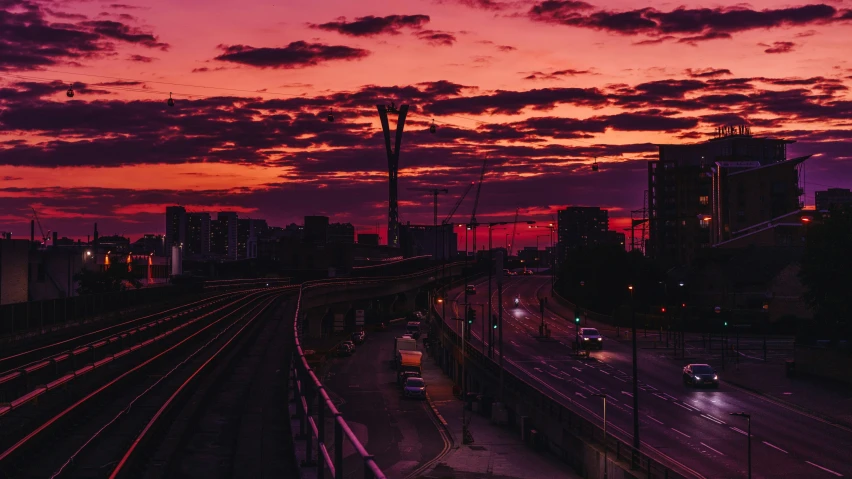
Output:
top-left (338, 343), bottom-right (354, 357)
top-left (402, 377), bottom-right (427, 399)
top-left (398, 370), bottom-right (421, 388)
top-left (522, 269), bottom-right (534, 276)
top-left (342, 340), bottom-right (356, 353)
top-left (683, 364), bottom-right (719, 388)
top-left (578, 328), bottom-right (603, 349)
top-left (352, 331), bottom-right (366, 344)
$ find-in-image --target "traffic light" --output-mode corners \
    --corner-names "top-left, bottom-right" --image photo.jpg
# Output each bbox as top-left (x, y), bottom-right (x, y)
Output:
top-left (724, 321), bottom-right (728, 327)
top-left (468, 308), bottom-right (476, 325)
top-left (575, 312), bottom-right (581, 323)
top-left (661, 307), bottom-right (666, 313)
top-left (492, 314), bottom-right (498, 329)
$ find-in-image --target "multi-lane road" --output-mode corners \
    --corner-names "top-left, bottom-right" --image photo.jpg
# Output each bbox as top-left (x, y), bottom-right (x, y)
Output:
top-left (447, 276), bottom-right (850, 478)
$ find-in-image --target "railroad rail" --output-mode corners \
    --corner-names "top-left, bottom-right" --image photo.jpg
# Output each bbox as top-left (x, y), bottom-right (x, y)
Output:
top-left (0, 287), bottom-right (294, 478)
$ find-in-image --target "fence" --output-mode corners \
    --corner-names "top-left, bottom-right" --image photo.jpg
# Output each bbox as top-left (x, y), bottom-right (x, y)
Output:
top-left (433, 302), bottom-right (697, 479)
top-left (289, 262), bottom-right (464, 479)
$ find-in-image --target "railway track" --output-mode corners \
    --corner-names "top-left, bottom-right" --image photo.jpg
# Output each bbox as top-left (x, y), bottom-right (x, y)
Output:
top-left (0, 289), bottom-right (292, 478)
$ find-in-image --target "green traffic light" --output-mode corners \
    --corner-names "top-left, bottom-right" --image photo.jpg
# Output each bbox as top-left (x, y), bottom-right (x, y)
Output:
top-left (575, 317), bottom-right (580, 323)
top-left (493, 324), bottom-right (497, 329)
top-left (724, 321), bottom-right (728, 326)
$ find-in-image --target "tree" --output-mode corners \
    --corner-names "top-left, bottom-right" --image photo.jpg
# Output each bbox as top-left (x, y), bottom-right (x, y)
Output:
top-left (75, 266), bottom-right (142, 295)
top-left (799, 207), bottom-right (852, 340)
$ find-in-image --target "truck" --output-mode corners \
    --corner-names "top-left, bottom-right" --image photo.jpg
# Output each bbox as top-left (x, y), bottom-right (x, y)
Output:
top-left (397, 350), bottom-right (423, 385)
top-left (392, 336), bottom-right (418, 367)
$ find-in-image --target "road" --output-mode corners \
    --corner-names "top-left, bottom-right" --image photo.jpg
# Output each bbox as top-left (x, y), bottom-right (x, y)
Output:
top-left (323, 323), bottom-right (450, 479)
top-left (446, 275), bottom-right (851, 479)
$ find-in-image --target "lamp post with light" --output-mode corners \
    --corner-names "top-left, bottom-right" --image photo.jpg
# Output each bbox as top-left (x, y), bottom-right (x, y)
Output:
top-left (628, 284), bottom-right (640, 453)
top-left (730, 412), bottom-right (751, 479)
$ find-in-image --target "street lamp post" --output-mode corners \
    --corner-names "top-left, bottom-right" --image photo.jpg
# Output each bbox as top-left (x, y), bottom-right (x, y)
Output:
top-left (628, 285), bottom-right (640, 454)
top-left (730, 412), bottom-right (751, 479)
top-left (594, 393), bottom-right (608, 479)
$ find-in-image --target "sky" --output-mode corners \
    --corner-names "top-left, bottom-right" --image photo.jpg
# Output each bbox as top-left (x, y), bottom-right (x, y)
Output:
top-left (1, 0), bottom-right (851, 250)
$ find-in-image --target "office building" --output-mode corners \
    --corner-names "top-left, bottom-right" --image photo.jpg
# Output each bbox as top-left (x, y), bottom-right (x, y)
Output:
top-left (210, 212), bottom-right (238, 260)
top-left (238, 218), bottom-right (267, 259)
top-left (399, 224), bottom-right (457, 260)
top-left (328, 223), bottom-right (355, 244)
top-left (358, 233), bottom-right (380, 246)
top-left (815, 188), bottom-right (852, 212)
top-left (304, 216), bottom-right (329, 244)
top-left (186, 213), bottom-right (211, 258)
top-left (0, 239), bottom-right (29, 305)
top-left (165, 206), bottom-right (186, 253)
top-left (557, 207), bottom-right (610, 262)
top-left (648, 126), bottom-right (809, 265)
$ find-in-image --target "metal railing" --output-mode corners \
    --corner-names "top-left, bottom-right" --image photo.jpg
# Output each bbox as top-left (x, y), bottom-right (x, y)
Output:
top-left (433, 302), bottom-right (699, 479)
top-left (290, 262), bottom-right (464, 479)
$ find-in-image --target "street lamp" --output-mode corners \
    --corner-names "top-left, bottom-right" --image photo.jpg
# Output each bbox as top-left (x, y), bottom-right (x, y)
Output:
top-left (593, 393), bottom-right (608, 479)
top-left (628, 284), bottom-right (640, 453)
top-left (730, 412), bottom-right (751, 479)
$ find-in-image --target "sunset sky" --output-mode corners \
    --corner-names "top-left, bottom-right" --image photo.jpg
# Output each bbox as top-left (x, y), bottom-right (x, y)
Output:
top-left (2, 0), bottom-right (851, 249)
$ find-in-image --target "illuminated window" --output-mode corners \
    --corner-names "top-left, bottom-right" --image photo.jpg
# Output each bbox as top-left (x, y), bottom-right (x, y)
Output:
top-left (699, 217), bottom-right (711, 229)
top-left (699, 195), bottom-right (709, 206)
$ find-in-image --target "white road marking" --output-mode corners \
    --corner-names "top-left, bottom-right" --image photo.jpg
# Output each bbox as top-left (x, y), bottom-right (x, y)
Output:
top-left (549, 364), bottom-right (558, 370)
top-left (730, 427), bottom-right (749, 436)
top-left (646, 416), bottom-right (664, 425)
top-left (653, 393), bottom-right (669, 401)
top-left (674, 402), bottom-right (693, 412)
top-left (614, 376), bottom-right (627, 382)
top-left (700, 442), bottom-right (725, 456)
top-left (671, 428), bottom-right (691, 438)
top-left (572, 367), bottom-right (582, 372)
top-left (805, 461), bottom-right (843, 477)
top-left (701, 414), bottom-right (725, 425)
top-left (762, 441), bottom-right (788, 454)
top-left (575, 392), bottom-right (587, 399)
top-left (533, 367), bottom-right (543, 372)
top-left (622, 391), bottom-right (633, 397)
top-left (600, 370), bottom-right (610, 375)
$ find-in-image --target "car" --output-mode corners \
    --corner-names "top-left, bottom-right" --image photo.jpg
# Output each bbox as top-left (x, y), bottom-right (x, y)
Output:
top-left (683, 363), bottom-right (719, 388)
top-left (402, 377), bottom-right (427, 399)
top-left (465, 285), bottom-right (476, 295)
top-left (398, 370), bottom-right (421, 387)
top-left (352, 331), bottom-right (366, 344)
top-left (342, 340), bottom-right (356, 352)
top-left (522, 269), bottom-right (534, 276)
top-left (579, 328), bottom-right (603, 349)
top-left (338, 343), bottom-right (354, 357)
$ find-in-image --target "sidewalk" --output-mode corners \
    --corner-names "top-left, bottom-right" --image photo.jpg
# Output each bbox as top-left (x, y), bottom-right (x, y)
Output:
top-left (417, 347), bottom-right (580, 479)
top-left (547, 290), bottom-right (852, 429)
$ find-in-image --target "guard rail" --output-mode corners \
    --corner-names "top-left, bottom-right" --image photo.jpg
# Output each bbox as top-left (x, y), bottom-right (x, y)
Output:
top-left (290, 262), bottom-right (464, 479)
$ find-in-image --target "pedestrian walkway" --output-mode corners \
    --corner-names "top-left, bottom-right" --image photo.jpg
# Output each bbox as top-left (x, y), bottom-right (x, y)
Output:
top-left (417, 348), bottom-right (580, 479)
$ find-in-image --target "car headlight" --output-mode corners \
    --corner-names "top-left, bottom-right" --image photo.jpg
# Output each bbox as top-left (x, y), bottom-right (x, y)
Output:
top-left (714, 375), bottom-right (718, 380)
top-left (597, 338), bottom-right (602, 341)
top-left (584, 338), bottom-right (589, 340)
top-left (694, 375), bottom-right (700, 380)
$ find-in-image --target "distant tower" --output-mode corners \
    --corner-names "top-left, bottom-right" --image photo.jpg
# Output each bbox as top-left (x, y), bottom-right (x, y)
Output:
top-left (377, 103), bottom-right (409, 249)
top-left (93, 222), bottom-right (99, 246)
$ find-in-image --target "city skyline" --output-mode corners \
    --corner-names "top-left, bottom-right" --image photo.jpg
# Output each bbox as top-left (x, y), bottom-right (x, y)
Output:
top-left (2, 0), bottom-right (852, 247)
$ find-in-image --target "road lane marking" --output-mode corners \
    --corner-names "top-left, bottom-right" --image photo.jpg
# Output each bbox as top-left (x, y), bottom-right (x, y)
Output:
top-left (549, 364), bottom-right (558, 370)
top-left (762, 441), bottom-right (788, 454)
top-left (533, 367), bottom-right (543, 372)
top-left (600, 370), bottom-right (610, 375)
top-left (621, 391), bottom-right (633, 397)
top-left (653, 393), bottom-right (668, 401)
top-left (572, 367), bottom-right (582, 372)
top-left (674, 402), bottom-right (693, 412)
top-left (671, 428), bottom-right (691, 438)
top-left (701, 414), bottom-right (725, 425)
top-left (575, 392), bottom-right (587, 399)
top-left (646, 416), bottom-right (664, 425)
top-left (805, 461), bottom-right (842, 477)
top-left (700, 442), bottom-right (725, 456)
top-left (614, 376), bottom-right (627, 382)
top-left (730, 427), bottom-right (748, 436)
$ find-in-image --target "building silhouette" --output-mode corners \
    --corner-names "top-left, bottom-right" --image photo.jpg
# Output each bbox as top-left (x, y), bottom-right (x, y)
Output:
top-left (815, 188), bottom-right (852, 212)
top-left (186, 213), bottom-right (211, 258)
top-left (165, 206), bottom-right (186, 253)
top-left (557, 207), bottom-right (612, 262)
top-left (648, 126), bottom-right (810, 265)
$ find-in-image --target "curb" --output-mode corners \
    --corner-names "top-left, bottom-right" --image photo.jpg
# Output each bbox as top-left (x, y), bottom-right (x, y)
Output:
top-left (424, 385), bottom-right (459, 450)
top-left (723, 378), bottom-right (852, 432)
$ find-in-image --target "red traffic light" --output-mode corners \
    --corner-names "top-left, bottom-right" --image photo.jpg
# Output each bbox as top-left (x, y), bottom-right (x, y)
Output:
top-left (681, 303), bottom-right (686, 308)
top-left (661, 307), bottom-right (666, 313)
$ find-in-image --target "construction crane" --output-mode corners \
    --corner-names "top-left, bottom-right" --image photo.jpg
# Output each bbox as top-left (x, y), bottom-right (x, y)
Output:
top-left (508, 208), bottom-right (520, 256)
top-left (31, 207), bottom-right (49, 245)
top-left (469, 158), bottom-right (488, 252)
top-left (407, 187), bottom-right (449, 227)
top-left (443, 182), bottom-right (475, 225)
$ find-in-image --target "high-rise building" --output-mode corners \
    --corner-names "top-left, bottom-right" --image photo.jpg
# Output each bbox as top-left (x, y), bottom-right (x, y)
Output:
top-left (238, 218), bottom-right (266, 259)
top-left (211, 212), bottom-right (238, 260)
top-left (328, 223), bottom-right (355, 244)
top-left (165, 206), bottom-right (186, 253)
top-left (304, 216), bottom-right (329, 244)
top-left (557, 207), bottom-right (610, 262)
top-left (399, 224), bottom-right (457, 260)
top-left (648, 126), bottom-right (809, 265)
top-left (815, 188), bottom-right (852, 212)
top-left (186, 213), bottom-right (211, 258)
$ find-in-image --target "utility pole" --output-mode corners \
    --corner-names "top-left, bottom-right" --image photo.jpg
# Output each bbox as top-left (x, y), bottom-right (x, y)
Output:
top-left (496, 250), bottom-right (505, 403)
top-left (377, 103), bottom-right (409, 249)
top-left (628, 285), bottom-right (640, 454)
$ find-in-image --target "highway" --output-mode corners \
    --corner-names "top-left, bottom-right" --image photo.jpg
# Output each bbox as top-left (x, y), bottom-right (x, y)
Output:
top-left (446, 275), bottom-right (851, 479)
